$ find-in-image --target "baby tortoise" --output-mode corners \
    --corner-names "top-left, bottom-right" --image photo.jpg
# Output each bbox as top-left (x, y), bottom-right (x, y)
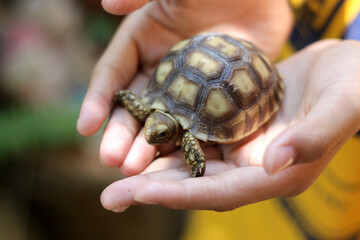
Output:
top-left (115, 33), bottom-right (284, 177)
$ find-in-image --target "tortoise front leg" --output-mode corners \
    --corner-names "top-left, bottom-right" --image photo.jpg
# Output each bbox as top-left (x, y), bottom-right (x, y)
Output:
top-left (114, 90), bottom-right (152, 122)
top-left (182, 132), bottom-right (206, 177)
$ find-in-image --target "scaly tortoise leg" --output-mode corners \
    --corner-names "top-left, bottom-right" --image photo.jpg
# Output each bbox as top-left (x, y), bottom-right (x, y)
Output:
top-left (114, 90), bottom-right (152, 122)
top-left (182, 132), bottom-right (206, 177)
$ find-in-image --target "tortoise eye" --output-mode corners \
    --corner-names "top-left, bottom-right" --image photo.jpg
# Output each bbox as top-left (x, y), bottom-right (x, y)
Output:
top-left (158, 132), bottom-right (166, 138)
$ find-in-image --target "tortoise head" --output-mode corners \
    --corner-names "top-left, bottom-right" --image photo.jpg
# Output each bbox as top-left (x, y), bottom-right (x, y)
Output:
top-left (144, 110), bottom-right (179, 145)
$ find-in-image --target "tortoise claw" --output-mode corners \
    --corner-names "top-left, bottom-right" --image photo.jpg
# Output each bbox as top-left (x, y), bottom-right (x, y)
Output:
top-left (191, 162), bottom-right (206, 177)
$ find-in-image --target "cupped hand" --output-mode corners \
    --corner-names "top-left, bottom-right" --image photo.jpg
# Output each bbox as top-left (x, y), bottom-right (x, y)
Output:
top-left (100, 39), bottom-right (360, 212)
top-left (76, 0), bottom-right (292, 175)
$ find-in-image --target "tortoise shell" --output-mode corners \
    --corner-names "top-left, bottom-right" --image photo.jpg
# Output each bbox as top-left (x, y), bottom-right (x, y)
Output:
top-left (142, 33), bottom-right (284, 143)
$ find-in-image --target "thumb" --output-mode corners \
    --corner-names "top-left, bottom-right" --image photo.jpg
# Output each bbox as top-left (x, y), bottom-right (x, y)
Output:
top-left (263, 94), bottom-right (360, 175)
top-left (102, 0), bottom-right (152, 15)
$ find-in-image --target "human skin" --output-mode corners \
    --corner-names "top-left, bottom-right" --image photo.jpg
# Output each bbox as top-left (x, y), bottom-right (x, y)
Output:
top-left (99, 39), bottom-right (360, 212)
top-left (77, 0), bottom-right (360, 212)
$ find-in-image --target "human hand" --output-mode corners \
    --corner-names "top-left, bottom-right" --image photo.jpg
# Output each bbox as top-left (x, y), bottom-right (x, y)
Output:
top-left (76, 0), bottom-right (292, 174)
top-left (100, 39), bottom-right (360, 212)
top-left (100, 0), bottom-right (291, 59)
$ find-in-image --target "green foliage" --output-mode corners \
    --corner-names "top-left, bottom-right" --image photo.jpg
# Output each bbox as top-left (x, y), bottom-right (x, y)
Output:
top-left (0, 104), bottom-right (81, 164)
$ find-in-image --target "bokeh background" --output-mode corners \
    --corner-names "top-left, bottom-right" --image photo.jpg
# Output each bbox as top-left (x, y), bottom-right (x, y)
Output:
top-left (0, 0), bottom-right (186, 239)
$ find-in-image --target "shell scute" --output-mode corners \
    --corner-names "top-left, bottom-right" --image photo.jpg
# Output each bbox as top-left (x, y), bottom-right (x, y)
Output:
top-left (226, 66), bottom-right (261, 107)
top-left (201, 35), bottom-right (243, 60)
top-left (185, 50), bottom-right (224, 79)
top-left (166, 75), bottom-right (202, 110)
top-left (155, 60), bottom-right (174, 85)
top-left (201, 87), bottom-right (237, 121)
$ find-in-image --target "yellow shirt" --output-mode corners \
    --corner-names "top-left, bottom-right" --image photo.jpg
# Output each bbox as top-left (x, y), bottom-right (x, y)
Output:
top-left (182, 1), bottom-right (360, 239)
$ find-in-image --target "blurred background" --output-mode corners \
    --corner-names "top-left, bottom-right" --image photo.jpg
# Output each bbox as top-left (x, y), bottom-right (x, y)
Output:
top-left (0, 0), bottom-right (186, 239)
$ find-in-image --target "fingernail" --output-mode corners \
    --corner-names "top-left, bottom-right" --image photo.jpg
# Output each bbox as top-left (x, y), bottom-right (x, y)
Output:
top-left (76, 110), bottom-right (88, 134)
top-left (267, 146), bottom-right (296, 175)
top-left (112, 206), bottom-right (130, 213)
top-left (76, 107), bottom-right (96, 136)
top-left (134, 187), bottom-right (159, 205)
top-left (133, 183), bottom-right (161, 205)
top-left (134, 196), bottom-right (158, 205)
top-left (272, 158), bottom-right (294, 175)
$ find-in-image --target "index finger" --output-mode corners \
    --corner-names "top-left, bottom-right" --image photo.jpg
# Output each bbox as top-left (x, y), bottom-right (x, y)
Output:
top-left (101, 160), bottom-right (323, 212)
top-left (77, 21), bottom-right (138, 136)
top-left (132, 164), bottom-right (320, 211)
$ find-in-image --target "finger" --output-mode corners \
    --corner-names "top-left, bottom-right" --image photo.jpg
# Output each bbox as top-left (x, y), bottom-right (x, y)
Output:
top-left (263, 90), bottom-right (360, 175)
top-left (119, 129), bottom-right (158, 176)
top-left (142, 149), bottom-right (185, 174)
top-left (101, 159), bottom-right (232, 211)
top-left (264, 41), bottom-right (360, 175)
top-left (102, 0), bottom-right (151, 15)
top-left (100, 109), bottom-right (140, 167)
top-left (77, 24), bottom-right (138, 136)
top-left (132, 166), bottom-right (309, 211)
top-left (101, 168), bottom-right (189, 212)
top-left (100, 73), bottom-right (149, 167)
top-left (102, 158), bottom-right (324, 212)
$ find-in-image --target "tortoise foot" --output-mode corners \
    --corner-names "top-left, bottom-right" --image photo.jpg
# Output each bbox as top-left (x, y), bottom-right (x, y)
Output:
top-left (182, 132), bottom-right (206, 177)
top-left (114, 90), bottom-right (151, 122)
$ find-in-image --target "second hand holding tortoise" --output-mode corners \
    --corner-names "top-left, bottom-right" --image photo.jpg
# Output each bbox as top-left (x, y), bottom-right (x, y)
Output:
top-left (115, 33), bottom-right (284, 177)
